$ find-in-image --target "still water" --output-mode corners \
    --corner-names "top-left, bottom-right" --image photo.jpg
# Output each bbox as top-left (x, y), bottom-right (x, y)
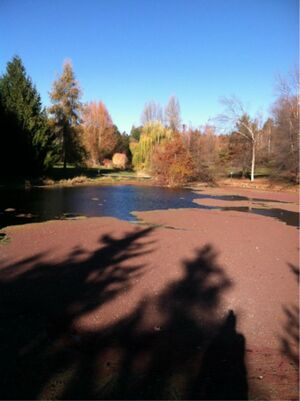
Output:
top-left (0, 185), bottom-right (298, 228)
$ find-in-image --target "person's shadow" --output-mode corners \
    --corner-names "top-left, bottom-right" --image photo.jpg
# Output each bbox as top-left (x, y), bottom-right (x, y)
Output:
top-left (0, 236), bottom-right (249, 400)
top-left (191, 309), bottom-right (248, 400)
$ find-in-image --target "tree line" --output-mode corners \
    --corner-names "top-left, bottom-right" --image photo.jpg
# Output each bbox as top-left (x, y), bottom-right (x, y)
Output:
top-left (0, 56), bottom-right (130, 178)
top-left (130, 70), bottom-right (298, 184)
top-left (0, 56), bottom-right (298, 184)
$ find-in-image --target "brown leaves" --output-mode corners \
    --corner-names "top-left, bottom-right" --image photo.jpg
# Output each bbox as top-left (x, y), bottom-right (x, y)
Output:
top-left (82, 101), bottom-right (117, 166)
top-left (151, 134), bottom-right (195, 186)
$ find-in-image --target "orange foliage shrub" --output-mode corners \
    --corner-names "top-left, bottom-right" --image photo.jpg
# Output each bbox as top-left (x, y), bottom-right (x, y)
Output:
top-left (112, 153), bottom-right (128, 169)
top-left (151, 135), bottom-right (195, 186)
top-left (102, 159), bottom-right (113, 168)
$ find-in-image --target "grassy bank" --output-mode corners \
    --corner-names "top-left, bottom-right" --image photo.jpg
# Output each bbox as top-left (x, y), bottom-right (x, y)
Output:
top-left (0, 166), bottom-right (152, 189)
top-left (0, 165), bottom-right (298, 192)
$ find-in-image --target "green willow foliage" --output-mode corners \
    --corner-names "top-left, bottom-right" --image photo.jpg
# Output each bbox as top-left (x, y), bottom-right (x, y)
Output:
top-left (0, 56), bottom-right (55, 177)
top-left (131, 122), bottom-right (172, 170)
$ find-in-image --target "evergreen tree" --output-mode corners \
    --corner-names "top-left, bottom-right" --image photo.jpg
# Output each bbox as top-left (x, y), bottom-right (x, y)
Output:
top-left (130, 125), bottom-right (142, 141)
top-left (49, 60), bottom-right (84, 169)
top-left (0, 55), bottom-right (54, 177)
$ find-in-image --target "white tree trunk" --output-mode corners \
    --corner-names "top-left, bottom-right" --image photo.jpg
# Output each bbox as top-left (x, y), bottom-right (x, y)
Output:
top-left (250, 141), bottom-right (255, 181)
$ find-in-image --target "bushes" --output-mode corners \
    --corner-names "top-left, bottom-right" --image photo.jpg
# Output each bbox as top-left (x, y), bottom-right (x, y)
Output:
top-left (130, 123), bottom-right (195, 186)
top-left (112, 153), bottom-right (128, 169)
top-left (151, 135), bottom-right (195, 186)
top-left (131, 122), bottom-right (172, 171)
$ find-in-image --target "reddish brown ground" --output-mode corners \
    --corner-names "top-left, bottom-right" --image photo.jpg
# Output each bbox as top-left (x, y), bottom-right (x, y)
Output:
top-left (191, 187), bottom-right (299, 213)
top-left (0, 191), bottom-right (299, 400)
top-left (212, 178), bottom-right (298, 193)
top-left (191, 185), bottom-right (299, 203)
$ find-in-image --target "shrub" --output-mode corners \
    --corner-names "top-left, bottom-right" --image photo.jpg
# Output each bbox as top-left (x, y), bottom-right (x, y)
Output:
top-left (131, 122), bottom-right (172, 171)
top-left (102, 159), bottom-right (113, 168)
top-left (112, 153), bottom-right (128, 169)
top-left (151, 135), bottom-right (195, 186)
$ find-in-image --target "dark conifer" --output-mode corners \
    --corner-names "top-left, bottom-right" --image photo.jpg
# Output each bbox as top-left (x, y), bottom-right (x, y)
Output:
top-left (0, 56), bottom-right (55, 177)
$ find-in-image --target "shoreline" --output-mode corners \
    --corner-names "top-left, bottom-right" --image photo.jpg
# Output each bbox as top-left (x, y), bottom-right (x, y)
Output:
top-left (0, 184), bottom-right (298, 234)
top-left (1, 175), bottom-right (298, 194)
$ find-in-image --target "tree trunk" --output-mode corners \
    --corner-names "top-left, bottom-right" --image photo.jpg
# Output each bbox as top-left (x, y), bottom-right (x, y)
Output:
top-left (63, 130), bottom-right (67, 172)
top-left (250, 140), bottom-right (255, 181)
top-left (63, 136), bottom-right (67, 172)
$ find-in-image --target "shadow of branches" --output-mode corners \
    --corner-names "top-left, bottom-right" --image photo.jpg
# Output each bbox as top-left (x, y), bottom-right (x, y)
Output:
top-left (280, 263), bottom-right (299, 366)
top-left (0, 236), bottom-right (248, 400)
top-left (0, 227), bottom-right (154, 399)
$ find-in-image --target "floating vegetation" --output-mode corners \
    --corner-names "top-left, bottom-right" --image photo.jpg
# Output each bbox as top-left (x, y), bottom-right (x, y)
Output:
top-left (60, 213), bottom-right (86, 220)
top-left (0, 232), bottom-right (10, 245)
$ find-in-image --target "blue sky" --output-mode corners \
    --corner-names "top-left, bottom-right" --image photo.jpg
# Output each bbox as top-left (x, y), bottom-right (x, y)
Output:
top-left (0, 0), bottom-right (298, 132)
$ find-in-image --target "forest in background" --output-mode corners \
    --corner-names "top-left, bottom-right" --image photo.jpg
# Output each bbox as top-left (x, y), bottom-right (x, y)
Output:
top-left (0, 56), bottom-right (298, 186)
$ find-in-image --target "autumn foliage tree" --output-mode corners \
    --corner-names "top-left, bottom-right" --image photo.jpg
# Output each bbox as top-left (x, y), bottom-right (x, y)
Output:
top-left (131, 122), bottom-right (172, 171)
top-left (49, 60), bottom-right (84, 170)
top-left (227, 131), bottom-right (251, 177)
top-left (151, 134), bottom-right (195, 186)
top-left (256, 118), bottom-right (274, 165)
top-left (185, 125), bottom-right (220, 181)
top-left (82, 101), bottom-right (118, 166)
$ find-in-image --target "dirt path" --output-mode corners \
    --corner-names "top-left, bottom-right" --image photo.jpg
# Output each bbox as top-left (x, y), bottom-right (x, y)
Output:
top-left (0, 206), bottom-right (298, 399)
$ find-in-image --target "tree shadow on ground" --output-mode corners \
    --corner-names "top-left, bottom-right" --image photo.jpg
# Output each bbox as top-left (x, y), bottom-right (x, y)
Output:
top-left (0, 227), bottom-right (154, 399)
top-left (0, 234), bottom-right (248, 400)
top-left (280, 263), bottom-right (299, 367)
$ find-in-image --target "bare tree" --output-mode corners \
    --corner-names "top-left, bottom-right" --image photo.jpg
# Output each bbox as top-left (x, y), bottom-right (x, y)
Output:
top-left (165, 95), bottom-right (181, 132)
top-left (275, 66), bottom-right (299, 100)
top-left (258, 118), bottom-right (274, 163)
top-left (272, 70), bottom-right (299, 181)
top-left (141, 101), bottom-right (163, 125)
top-left (217, 96), bottom-right (260, 181)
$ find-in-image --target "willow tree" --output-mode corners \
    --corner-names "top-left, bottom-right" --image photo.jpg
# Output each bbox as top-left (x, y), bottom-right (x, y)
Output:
top-left (49, 60), bottom-right (84, 170)
top-left (131, 122), bottom-right (172, 171)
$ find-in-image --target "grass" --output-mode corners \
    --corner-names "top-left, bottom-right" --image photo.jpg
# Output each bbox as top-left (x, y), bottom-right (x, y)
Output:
top-left (223, 166), bottom-right (273, 179)
top-left (37, 165), bottom-right (152, 187)
top-left (0, 233), bottom-right (10, 245)
top-left (1, 164), bottom-right (297, 190)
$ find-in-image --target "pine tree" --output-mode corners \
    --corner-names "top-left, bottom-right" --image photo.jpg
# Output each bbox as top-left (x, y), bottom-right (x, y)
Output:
top-left (49, 60), bottom-right (84, 170)
top-left (0, 55), bottom-right (54, 177)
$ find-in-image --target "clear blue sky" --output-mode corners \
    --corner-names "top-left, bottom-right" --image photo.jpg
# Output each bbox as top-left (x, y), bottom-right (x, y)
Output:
top-left (0, 0), bottom-right (298, 132)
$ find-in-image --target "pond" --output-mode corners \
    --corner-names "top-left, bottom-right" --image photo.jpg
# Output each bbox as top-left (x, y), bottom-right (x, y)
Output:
top-left (0, 184), bottom-right (298, 229)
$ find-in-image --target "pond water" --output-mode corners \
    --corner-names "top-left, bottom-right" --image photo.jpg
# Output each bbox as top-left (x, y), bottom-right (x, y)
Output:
top-left (0, 184), bottom-right (298, 229)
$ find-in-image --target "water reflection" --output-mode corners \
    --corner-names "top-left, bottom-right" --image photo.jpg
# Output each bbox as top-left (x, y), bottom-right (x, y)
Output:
top-left (0, 185), bottom-right (298, 229)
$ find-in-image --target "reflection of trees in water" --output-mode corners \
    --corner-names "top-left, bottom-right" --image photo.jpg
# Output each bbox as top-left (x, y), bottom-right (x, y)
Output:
top-left (0, 229), bottom-right (248, 400)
